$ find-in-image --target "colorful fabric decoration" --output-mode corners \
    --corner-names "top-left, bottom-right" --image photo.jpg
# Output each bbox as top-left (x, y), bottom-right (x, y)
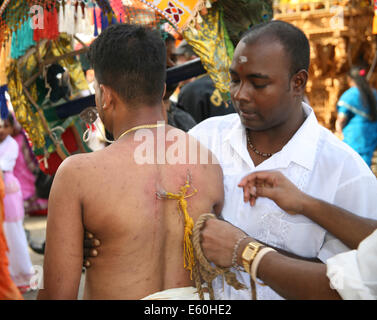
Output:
top-left (10, 18), bottom-right (36, 59)
top-left (220, 0), bottom-right (272, 48)
top-left (75, 3), bottom-right (94, 35)
top-left (110, 0), bottom-right (125, 22)
top-left (7, 60), bottom-right (47, 151)
top-left (0, 37), bottom-right (11, 86)
top-left (122, 2), bottom-right (166, 27)
top-left (139, 0), bottom-right (206, 32)
top-left (178, 0), bottom-right (272, 103)
top-left (33, 6), bottom-right (59, 42)
top-left (183, 4), bottom-right (232, 101)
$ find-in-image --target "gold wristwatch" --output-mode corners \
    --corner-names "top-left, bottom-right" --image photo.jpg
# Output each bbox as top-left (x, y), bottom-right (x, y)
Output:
top-left (242, 241), bottom-right (263, 274)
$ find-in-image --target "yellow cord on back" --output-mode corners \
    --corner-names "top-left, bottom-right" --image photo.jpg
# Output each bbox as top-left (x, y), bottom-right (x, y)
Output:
top-left (162, 180), bottom-right (197, 280)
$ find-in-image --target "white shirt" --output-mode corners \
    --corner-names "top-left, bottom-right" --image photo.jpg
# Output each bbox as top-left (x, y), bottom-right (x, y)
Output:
top-left (327, 229), bottom-right (377, 300)
top-left (0, 135), bottom-right (18, 172)
top-left (189, 103), bottom-right (377, 300)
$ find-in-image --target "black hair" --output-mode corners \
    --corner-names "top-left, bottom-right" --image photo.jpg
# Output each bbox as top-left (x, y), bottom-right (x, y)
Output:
top-left (7, 113), bottom-right (14, 126)
top-left (240, 20), bottom-right (310, 77)
top-left (165, 33), bottom-right (176, 44)
top-left (87, 24), bottom-right (167, 106)
top-left (349, 66), bottom-right (377, 121)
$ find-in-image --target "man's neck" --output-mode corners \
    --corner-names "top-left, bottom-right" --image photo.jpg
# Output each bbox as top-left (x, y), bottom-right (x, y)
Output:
top-left (113, 105), bottom-right (165, 140)
top-left (247, 104), bottom-right (306, 161)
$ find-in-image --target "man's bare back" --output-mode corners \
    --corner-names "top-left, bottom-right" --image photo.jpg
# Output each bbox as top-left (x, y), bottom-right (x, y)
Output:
top-left (38, 126), bottom-right (224, 299)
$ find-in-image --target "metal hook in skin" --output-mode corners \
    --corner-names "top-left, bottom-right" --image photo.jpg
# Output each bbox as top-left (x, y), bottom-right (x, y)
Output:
top-left (186, 169), bottom-right (192, 184)
top-left (156, 190), bottom-right (168, 199)
top-left (155, 169), bottom-right (194, 199)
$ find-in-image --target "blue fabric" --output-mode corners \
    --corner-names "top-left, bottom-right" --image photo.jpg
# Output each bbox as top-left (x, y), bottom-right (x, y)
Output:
top-left (337, 86), bottom-right (377, 166)
top-left (0, 85), bottom-right (9, 120)
top-left (94, 10), bottom-right (99, 36)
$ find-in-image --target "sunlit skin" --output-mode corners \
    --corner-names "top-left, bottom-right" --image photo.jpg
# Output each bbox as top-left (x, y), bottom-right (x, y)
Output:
top-left (229, 39), bottom-right (308, 165)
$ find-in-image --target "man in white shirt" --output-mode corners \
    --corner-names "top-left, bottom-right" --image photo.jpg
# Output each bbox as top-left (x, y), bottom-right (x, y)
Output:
top-left (189, 20), bottom-right (377, 299)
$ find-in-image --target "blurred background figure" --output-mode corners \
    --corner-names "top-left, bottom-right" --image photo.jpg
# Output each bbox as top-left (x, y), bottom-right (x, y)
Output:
top-left (173, 39), bottom-right (198, 94)
top-left (163, 33), bottom-right (197, 132)
top-left (0, 114), bottom-right (34, 294)
top-left (335, 65), bottom-right (377, 168)
top-left (10, 115), bottom-right (49, 216)
top-left (175, 40), bottom-right (197, 66)
top-left (0, 171), bottom-right (23, 300)
top-left (176, 41), bottom-right (236, 124)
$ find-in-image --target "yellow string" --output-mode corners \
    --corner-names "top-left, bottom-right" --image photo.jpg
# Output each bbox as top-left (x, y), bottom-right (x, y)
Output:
top-left (163, 180), bottom-right (197, 280)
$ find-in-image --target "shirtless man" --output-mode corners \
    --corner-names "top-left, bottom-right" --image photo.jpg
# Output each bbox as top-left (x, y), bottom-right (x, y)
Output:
top-left (37, 24), bottom-right (223, 300)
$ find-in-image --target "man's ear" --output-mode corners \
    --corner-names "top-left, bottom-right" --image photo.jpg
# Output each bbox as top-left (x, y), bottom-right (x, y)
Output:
top-left (162, 83), bottom-right (166, 100)
top-left (99, 84), bottom-right (114, 110)
top-left (291, 70), bottom-right (308, 96)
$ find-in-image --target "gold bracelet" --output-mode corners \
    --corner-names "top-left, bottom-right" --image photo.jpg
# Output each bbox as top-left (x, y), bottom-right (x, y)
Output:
top-left (231, 235), bottom-right (249, 271)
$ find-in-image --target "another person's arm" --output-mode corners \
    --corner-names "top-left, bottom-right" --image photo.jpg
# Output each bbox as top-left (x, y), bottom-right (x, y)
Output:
top-left (335, 112), bottom-right (348, 139)
top-left (238, 170), bottom-right (377, 250)
top-left (37, 157), bottom-right (84, 299)
top-left (201, 218), bottom-right (341, 299)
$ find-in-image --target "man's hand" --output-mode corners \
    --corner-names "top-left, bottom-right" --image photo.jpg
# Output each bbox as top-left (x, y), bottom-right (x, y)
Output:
top-left (83, 231), bottom-right (101, 268)
top-left (201, 218), bottom-right (250, 268)
top-left (238, 170), bottom-right (308, 215)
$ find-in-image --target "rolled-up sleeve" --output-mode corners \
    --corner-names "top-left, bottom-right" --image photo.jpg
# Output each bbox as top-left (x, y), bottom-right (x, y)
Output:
top-left (326, 230), bottom-right (377, 300)
top-left (318, 174), bottom-right (377, 262)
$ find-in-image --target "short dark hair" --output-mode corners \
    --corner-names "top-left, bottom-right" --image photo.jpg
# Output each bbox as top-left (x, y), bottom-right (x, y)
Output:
top-left (7, 113), bottom-right (14, 126)
top-left (241, 20), bottom-right (310, 77)
top-left (88, 24), bottom-right (167, 105)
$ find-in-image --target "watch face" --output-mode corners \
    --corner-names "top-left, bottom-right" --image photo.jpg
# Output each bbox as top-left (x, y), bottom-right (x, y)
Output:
top-left (243, 243), bottom-right (262, 261)
top-left (243, 247), bottom-right (254, 260)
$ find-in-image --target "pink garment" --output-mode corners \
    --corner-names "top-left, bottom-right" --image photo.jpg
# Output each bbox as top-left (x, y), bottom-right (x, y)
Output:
top-left (12, 133), bottom-right (48, 215)
top-left (0, 136), bottom-right (24, 222)
top-left (1, 135), bottom-right (33, 287)
top-left (3, 172), bottom-right (24, 222)
top-left (13, 134), bottom-right (36, 201)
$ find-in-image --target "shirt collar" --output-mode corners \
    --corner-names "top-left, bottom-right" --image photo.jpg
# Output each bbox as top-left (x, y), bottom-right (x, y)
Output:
top-left (278, 102), bottom-right (320, 171)
top-left (225, 102), bottom-right (321, 171)
top-left (224, 115), bottom-right (255, 168)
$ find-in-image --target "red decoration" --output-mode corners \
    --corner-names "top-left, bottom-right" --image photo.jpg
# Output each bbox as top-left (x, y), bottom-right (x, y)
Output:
top-left (37, 126), bottom-right (80, 175)
top-left (164, 2), bottom-right (183, 23)
top-left (33, 5), bottom-right (59, 42)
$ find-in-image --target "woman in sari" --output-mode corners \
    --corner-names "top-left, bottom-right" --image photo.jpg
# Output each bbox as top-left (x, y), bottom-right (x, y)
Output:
top-left (0, 114), bottom-right (33, 293)
top-left (335, 66), bottom-right (377, 167)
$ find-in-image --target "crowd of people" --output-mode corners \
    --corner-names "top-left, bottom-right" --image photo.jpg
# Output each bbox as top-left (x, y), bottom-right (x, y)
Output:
top-left (1, 19), bottom-right (377, 300)
top-left (0, 113), bottom-right (34, 298)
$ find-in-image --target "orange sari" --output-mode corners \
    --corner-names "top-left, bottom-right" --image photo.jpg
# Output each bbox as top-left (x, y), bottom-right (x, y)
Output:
top-left (0, 175), bottom-right (23, 300)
